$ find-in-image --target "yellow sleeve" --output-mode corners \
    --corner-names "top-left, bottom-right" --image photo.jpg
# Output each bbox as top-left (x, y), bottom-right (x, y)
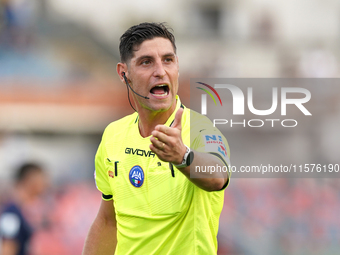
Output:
top-left (193, 129), bottom-right (230, 167)
top-left (188, 111), bottom-right (230, 167)
top-left (189, 114), bottom-right (231, 190)
top-left (94, 129), bottom-right (113, 201)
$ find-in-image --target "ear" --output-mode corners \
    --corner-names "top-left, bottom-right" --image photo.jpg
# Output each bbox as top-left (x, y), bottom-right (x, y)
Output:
top-left (117, 63), bottom-right (128, 83)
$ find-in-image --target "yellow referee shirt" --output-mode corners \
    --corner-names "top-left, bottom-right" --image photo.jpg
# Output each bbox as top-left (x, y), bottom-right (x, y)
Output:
top-left (95, 96), bottom-right (230, 255)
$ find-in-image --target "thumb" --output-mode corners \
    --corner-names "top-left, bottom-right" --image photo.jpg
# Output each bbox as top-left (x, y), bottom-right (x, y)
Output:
top-left (171, 108), bottom-right (184, 130)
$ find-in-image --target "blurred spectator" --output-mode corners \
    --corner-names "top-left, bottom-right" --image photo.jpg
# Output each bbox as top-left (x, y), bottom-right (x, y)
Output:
top-left (0, 162), bottom-right (48, 255)
top-left (0, 0), bottom-right (36, 50)
top-left (0, 0), bottom-right (16, 47)
top-left (251, 9), bottom-right (276, 42)
top-left (298, 48), bottom-right (339, 78)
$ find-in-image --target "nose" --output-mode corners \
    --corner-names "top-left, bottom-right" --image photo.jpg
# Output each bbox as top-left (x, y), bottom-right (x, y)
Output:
top-left (153, 60), bottom-right (166, 78)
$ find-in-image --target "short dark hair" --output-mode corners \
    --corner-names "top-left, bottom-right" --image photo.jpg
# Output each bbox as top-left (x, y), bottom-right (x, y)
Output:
top-left (119, 22), bottom-right (176, 63)
top-left (15, 163), bottom-right (43, 183)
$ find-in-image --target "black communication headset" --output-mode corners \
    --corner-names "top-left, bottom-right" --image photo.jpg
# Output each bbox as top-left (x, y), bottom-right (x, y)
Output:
top-left (122, 72), bottom-right (149, 112)
top-left (122, 72), bottom-right (149, 99)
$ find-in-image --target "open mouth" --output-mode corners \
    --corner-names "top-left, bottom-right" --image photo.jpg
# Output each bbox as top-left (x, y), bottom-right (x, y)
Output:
top-left (150, 84), bottom-right (169, 97)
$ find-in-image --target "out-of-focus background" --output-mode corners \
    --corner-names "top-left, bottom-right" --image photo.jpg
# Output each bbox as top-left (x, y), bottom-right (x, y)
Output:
top-left (0, 0), bottom-right (339, 254)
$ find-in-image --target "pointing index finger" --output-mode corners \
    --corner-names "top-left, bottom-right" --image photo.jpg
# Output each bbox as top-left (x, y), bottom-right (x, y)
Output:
top-left (171, 108), bottom-right (184, 130)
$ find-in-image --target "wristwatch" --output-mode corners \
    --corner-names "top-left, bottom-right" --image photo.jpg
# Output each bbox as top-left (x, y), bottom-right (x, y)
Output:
top-left (173, 145), bottom-right (194, 168)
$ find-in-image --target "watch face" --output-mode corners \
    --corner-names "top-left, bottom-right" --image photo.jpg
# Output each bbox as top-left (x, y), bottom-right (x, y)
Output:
top-left (186, 151), bottom-right (194, 166)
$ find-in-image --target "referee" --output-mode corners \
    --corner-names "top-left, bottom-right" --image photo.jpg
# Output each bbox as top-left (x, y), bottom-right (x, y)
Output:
top-left (83, 22), bottom-right (230, 255)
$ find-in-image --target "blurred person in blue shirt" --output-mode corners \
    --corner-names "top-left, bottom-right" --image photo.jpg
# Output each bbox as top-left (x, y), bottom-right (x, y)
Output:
top-left (0, 163), bottom-right (48, 255)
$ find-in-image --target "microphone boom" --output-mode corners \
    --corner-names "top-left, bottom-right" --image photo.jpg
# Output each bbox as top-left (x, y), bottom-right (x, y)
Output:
top-left (122, 72), bottom-right (149, 99)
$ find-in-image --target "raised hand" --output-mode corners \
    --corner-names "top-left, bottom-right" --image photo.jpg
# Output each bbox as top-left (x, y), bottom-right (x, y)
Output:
top-left (149, 108), bottom-right (186, 165)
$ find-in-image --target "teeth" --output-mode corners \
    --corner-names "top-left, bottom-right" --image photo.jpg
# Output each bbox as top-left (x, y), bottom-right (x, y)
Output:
top-left (151, 91), bottom-right (168, 96)
top-left (150, 84), bottom-right (169, 96)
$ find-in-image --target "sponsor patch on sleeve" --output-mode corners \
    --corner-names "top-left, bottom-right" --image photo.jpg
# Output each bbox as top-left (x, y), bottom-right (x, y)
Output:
top-left (204, 134), bottom-right (230, 166)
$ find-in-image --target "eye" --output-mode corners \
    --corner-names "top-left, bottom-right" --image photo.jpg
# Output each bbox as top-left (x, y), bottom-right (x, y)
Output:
top-left (141, 59), bottom-right (151, 65)
top-left (164, 57), bottom-right (174, 63)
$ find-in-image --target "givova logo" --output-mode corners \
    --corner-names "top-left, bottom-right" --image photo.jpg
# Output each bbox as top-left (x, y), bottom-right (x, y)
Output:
top-left (196, 82), bottom-right (312, 128)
